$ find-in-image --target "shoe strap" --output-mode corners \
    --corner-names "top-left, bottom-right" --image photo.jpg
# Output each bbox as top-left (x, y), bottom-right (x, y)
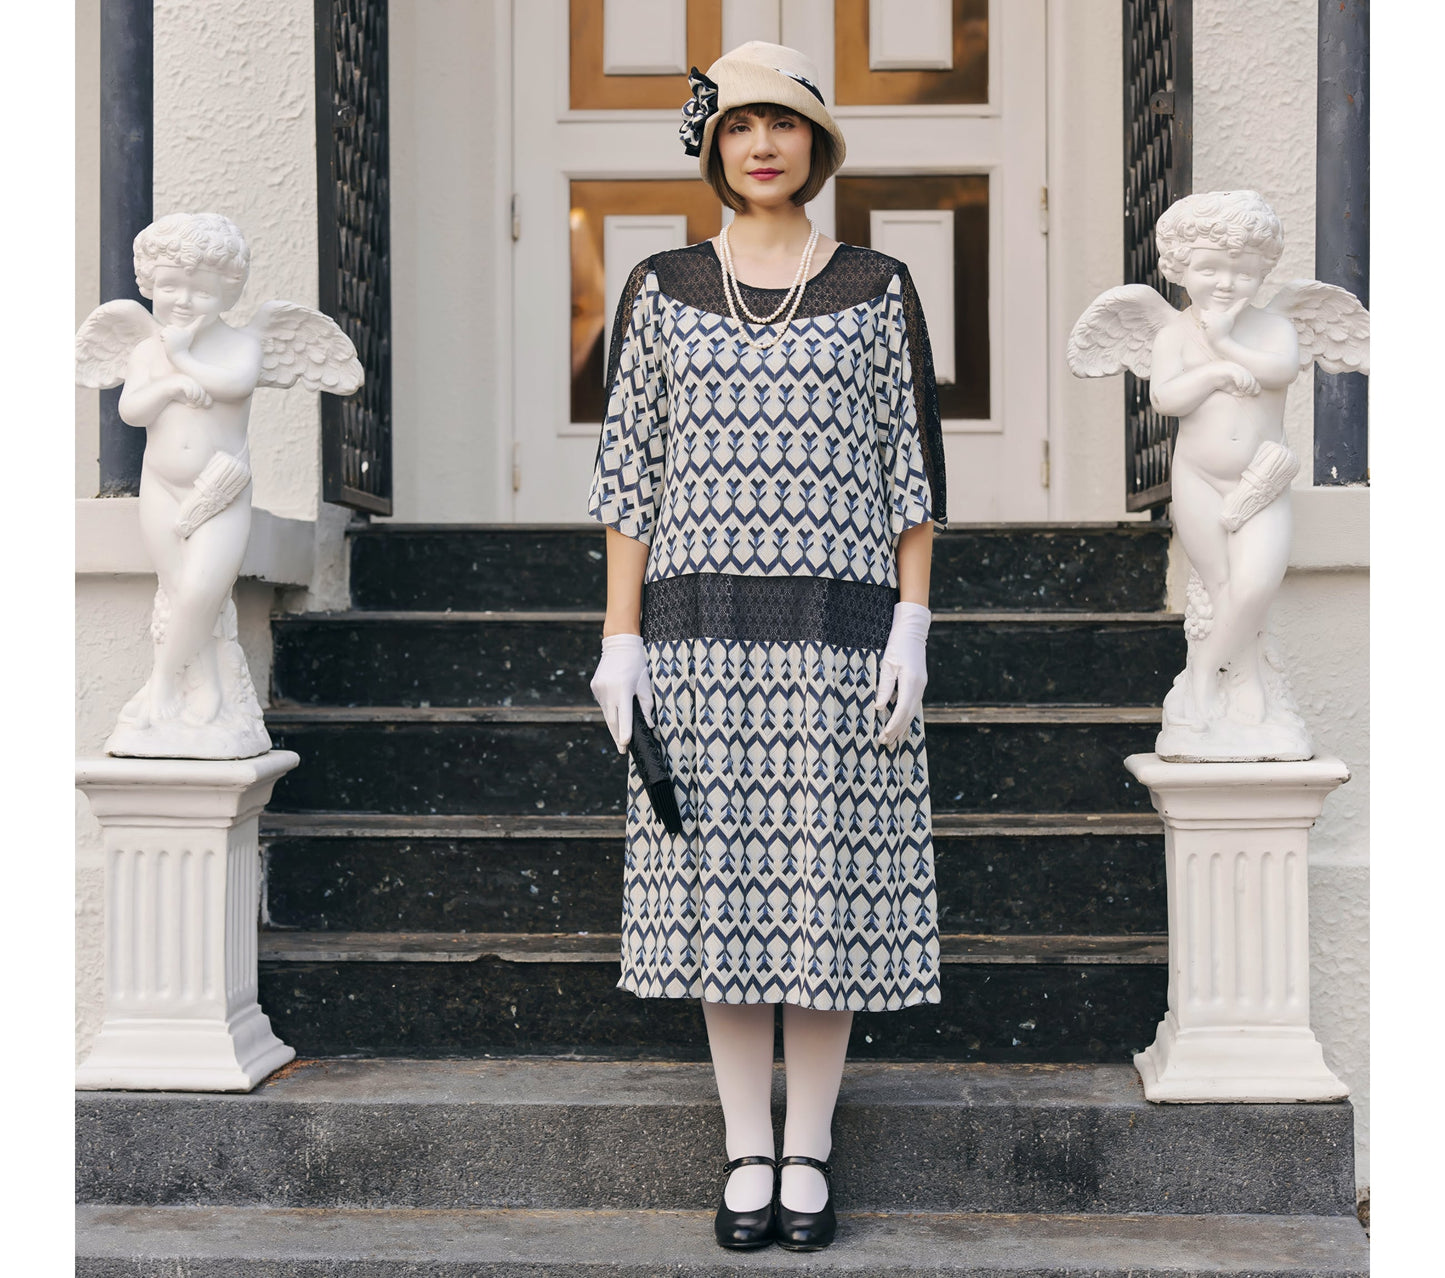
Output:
top-left (778, 1154), bottom-right (832, 1178)
top-left (724, 1154), bottom-right (777, 1173)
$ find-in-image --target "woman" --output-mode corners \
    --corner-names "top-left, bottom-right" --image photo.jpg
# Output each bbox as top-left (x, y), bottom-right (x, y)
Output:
top-left (586, 41), bottom-right (947, 1252)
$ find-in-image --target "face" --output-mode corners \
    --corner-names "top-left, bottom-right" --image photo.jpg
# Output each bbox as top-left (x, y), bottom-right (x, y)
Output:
top-left (1179, 245), bottom-right (1266, 311)
top-left (716, 108), bottom-right (814, 209)
top-left (150, 263), bottom-right (235, 327)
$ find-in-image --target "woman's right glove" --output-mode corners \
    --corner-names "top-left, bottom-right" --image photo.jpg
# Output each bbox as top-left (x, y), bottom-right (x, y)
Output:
top-left (875, 601), bottom-right (931, 747)
top-left (589, 633), bottom-right (655, 753)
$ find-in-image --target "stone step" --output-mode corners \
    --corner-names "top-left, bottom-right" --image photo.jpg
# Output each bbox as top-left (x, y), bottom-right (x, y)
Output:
top-left (253, 931), bottom-right (1166, 1061)
top-left (346, 523), bottom-right (1173, 613)
top-left (270, 610), bottom-right (1184, 709)
top-left (75, 1204), bottom-right (1370, 1277)
top-left (259, 930), bottom-right (1168, 964)
top-left (261, 811), bottom-right (1166, 935)
top-left (74, 1059), bottom-right (1357, 1216)
top-left (262, 705), bottom-right (1161, 816)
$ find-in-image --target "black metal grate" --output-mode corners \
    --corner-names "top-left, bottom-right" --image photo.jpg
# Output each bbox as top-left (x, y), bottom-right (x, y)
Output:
top-left (315, 0), bottom-right (392, 515)
top-left (1122, 0), bottom-right (1191, 513)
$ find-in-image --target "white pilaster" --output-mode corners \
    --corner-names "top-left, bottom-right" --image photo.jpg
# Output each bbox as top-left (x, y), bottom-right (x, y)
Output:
top-left (75, 751), bottom-right (300, 1092)
top-left (1125, 753), bottom-right (1350, 1103)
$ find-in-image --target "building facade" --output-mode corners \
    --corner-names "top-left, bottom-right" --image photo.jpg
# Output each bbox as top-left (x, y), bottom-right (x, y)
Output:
top-left (75, 0), bottom-right (1370, 1197)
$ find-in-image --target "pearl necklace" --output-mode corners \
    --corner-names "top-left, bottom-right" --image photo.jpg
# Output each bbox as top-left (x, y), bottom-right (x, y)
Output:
top-left (719, 220), bottom-right (819, 351)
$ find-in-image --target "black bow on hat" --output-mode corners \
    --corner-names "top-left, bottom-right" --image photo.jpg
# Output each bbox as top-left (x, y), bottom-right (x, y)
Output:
top-left (679, 67), bottom-right (719, 157)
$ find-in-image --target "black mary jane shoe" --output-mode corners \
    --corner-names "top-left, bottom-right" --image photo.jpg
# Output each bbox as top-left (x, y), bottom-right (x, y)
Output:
top-left (713, 1154), bottom-right (778, 1250)
top-left (774, 1154), bottom-right (837, 1251)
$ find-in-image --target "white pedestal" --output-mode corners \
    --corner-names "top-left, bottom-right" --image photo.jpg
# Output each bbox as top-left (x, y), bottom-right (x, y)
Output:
top-left (75, 751), bottom-right (300, 1091)
top-left (1125, 753), bottom-right (1350, 1103)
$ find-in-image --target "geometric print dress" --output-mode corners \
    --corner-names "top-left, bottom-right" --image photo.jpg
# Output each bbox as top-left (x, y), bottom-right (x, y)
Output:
top-left (587, 241), bottom-right (948, 1012)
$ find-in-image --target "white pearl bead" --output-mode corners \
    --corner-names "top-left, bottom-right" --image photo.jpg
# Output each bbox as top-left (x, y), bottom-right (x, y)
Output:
top-left (718, 220), bottom-right (820, 353)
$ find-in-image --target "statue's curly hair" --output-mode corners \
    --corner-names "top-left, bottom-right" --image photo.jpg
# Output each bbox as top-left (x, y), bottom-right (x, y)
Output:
top-left (133, 212), bottom-right (250, 300)
top-left (1155, 191), bottom-right (1284, 285)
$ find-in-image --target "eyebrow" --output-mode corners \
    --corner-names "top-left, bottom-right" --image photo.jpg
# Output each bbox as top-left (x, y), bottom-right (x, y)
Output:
top-left (730, 108), bottom-right (799, 121)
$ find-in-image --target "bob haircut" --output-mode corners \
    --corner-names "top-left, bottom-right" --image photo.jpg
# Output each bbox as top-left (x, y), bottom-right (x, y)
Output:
top-left (706, 102), bottom-right (838, 212)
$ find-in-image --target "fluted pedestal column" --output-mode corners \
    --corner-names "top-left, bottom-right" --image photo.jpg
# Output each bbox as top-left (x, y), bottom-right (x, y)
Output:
top-left (1125, 753), bottom-right (1350, 1103)
top-left (75, 751), bottom-right (299, 1091)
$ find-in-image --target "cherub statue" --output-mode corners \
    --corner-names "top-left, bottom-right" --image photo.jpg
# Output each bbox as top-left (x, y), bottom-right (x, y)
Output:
top-left (1068, 190), bottom-right (1369, 762)
top-left (77, 212), bottom-right (362, 759)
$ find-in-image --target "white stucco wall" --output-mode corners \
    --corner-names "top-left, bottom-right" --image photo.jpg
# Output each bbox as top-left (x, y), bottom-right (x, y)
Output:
top-left (1194, 0), bottom-right (1319, 469)
top-left (386, 0), bottom-right (510, 522)
top-left (1273, 492), bottom-right (1369, 1192)
top-left (152, 0), bottom-right (322, 523)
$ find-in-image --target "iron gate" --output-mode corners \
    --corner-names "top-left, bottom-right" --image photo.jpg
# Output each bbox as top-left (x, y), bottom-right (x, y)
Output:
top-left (1123, 0), bottom-right (1192, 513)
top-left (315, 0), bottom-right (393, 514)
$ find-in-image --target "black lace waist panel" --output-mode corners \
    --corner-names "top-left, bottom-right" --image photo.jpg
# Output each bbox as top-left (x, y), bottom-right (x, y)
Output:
top-left (641, 572), bottom-right (897, 651)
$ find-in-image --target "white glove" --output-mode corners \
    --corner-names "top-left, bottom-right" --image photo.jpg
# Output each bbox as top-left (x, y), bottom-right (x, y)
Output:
top-left (590, 633), bottom-right (655, 753)
top-left (875, 602), bottom-right (931, 747)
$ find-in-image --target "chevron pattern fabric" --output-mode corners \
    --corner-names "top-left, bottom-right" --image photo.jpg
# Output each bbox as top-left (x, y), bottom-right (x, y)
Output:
top-left (588, 247), bottom-right (943, 1011)
top-left (589, 268), bottom-right (935, 580)
top-left (621, 637), bottom-right (939, 1010)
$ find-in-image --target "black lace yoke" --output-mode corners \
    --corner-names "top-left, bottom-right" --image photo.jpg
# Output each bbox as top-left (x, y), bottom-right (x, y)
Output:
top-left (600, 241), bottom-right (948, 529)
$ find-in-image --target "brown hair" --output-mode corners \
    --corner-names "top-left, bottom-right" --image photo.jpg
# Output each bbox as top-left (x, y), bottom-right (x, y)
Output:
top-left (706, 103), bottom-right (838, 211)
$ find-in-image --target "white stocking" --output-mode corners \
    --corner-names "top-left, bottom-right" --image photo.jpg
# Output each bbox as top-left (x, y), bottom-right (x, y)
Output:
top-left (780, 1003), bottom-right (854, 1212)
top-left (701, 999), bottom-right (777, 1211)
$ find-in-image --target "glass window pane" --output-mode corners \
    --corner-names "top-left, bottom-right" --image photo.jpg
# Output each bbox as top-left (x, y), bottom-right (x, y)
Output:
top-left (570, 180), bottom-right (723, 423)
top-left (835, 0), bottom-right (989, 107)
top-left (835, 173), bottom-right (990, 421)
top-left (570, 0), bottom-right (722, 110)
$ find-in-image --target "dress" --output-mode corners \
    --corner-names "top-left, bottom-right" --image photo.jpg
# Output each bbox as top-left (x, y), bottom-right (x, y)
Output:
top-left (587, 241), bottom-right (948, 1012)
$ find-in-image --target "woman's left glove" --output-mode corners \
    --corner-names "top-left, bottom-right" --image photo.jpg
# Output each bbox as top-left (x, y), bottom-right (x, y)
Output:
top-left (875, 602), bottom-right (931, 747)
top-left (590, 632), bottom-right (655, 753)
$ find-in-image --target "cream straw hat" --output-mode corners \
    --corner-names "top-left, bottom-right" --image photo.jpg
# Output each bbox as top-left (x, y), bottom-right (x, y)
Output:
top-left (679, 41), bottom-right (847, 184)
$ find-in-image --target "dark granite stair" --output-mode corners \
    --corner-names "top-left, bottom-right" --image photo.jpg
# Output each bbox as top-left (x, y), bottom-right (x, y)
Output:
top-left (257, 523), bottom-right (1182, 1059)
top-left (261, 813), bottom-right (1167, 935)
top-left (255, 930), bottom-right (1166, 1060)
top-left (254, 522), bottom-right (1190, 1064)
top-left (346, 523), bottom-right (1173, 613)
top-left (271, 610), bottom-right (1184, 707)
top-left (262, 705), bottom-right (1162, 817)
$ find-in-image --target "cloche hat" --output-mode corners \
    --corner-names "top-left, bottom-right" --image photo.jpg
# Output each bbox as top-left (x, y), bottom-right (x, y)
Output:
top-left (679, 41), bottom-right (847, 184)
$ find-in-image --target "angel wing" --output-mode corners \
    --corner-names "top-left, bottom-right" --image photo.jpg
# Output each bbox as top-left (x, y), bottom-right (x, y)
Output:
top-left (1264, 280), bottom-right (1369, 375)
top-left (1067, 284), bottom-right (1178, 379)
top-left (245, 300), bottom-right (364, 394)
top-left (75, 300), bottom-right (159, 388)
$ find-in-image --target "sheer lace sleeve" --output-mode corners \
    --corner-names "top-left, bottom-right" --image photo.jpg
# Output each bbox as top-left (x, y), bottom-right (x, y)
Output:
top-left (896, 265), bottom-right (948, 530)
top-left (874, 269), bottom-right (948, 538)
top-left (587, 260), bottom-right (669, 544)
